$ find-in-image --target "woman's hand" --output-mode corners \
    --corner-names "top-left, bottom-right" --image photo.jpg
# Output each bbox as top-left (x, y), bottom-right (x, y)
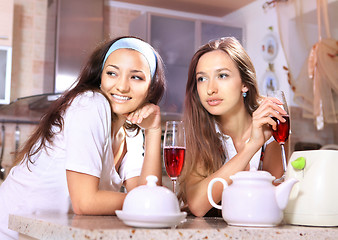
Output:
top-left (125, 103), bottom-right (161, 131)
top-left (250, 97), bottom-right (287, 146)
top-left (124, 103), bottom-right (163, 186)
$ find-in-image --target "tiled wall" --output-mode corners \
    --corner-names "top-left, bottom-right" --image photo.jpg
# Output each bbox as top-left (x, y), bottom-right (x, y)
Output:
top-left (11, 0), bottom-right (52, 101)
top-left (103, 6), bottom-right (141, 40)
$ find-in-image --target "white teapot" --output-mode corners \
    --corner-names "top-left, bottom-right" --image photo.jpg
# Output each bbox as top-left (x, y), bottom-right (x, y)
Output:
top-left (207, 168), bottom-right (298, 227)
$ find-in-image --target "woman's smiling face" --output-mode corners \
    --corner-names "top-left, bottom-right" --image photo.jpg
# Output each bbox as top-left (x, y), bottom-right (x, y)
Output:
top-left (100, 48), bottom-right (151, 116)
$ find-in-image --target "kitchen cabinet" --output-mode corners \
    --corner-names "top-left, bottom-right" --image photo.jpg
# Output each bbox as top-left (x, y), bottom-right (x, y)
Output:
top-left (130, 13), bottom-right (242, 116)
top-left (0, 0), bottom-right (14, 104)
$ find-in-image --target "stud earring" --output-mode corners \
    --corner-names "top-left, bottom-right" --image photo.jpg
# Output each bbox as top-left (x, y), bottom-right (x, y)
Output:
top-left (242, 92), bottom-right (247, 98)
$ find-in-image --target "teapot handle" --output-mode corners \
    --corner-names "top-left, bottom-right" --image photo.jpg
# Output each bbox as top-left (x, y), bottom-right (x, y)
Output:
top-left (207, 178), bottom-right (228, 210)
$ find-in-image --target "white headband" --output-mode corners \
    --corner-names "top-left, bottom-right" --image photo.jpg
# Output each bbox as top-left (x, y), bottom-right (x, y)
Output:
top-left (102, 38), bottom-right (157, 78)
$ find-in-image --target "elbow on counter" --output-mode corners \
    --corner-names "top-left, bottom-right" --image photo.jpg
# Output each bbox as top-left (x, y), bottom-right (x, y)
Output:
top-left (71, 198), bottom-right (100, 215)
top-left (187, 202), bottom-right (209, 218)
top-left (71, 201), bottom-right (90, 215)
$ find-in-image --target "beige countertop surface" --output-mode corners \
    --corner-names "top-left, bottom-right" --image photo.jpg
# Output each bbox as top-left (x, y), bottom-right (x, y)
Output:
top-left (8, 213), bottom-right (338, 240)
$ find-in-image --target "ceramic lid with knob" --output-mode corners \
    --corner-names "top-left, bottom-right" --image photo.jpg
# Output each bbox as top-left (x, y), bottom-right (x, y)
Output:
top-left (230, 168), bottom-right (276, 181)
top-left (115, 175), bottom-right (187, 228)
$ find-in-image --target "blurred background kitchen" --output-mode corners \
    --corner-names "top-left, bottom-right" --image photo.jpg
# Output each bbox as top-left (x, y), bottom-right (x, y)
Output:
top-left (0, 0), bottom-right (337, 182)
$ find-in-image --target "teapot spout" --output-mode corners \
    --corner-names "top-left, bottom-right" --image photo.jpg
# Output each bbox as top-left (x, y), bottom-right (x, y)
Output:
top-left (275, 178), bottom-right (298, 210)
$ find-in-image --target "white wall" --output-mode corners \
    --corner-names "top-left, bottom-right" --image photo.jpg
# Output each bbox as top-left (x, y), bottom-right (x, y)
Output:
top-left (223, 0), bottom-right (291, 104)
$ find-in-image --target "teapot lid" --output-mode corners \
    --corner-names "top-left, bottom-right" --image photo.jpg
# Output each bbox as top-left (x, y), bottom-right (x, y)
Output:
top-left (230, 168), bottom-right (276, 181)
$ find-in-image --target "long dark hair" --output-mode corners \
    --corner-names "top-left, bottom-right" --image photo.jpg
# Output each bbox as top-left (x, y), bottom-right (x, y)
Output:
top-left (178, 37), bottom-right (259, 204)
top-left (16, 36), bottom-right (166, 167)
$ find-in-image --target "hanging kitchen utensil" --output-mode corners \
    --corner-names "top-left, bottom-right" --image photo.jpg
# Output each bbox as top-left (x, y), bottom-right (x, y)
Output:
top-left (15, 124), bottom-right (20, 157)
top-left (308, 0), bottom-right (338, 130)
top-left (0, 124), bottom-right (6, 180)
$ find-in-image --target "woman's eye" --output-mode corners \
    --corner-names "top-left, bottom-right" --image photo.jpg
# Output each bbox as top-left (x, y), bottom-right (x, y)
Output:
top-left (131, 75), bottom-right (144, 81)
top-left (197, 76), bottom-right (206, 82)
top-left (106, 71), bottom-right (117, 76)
top-left (219, 73), bottom-right (229, 79)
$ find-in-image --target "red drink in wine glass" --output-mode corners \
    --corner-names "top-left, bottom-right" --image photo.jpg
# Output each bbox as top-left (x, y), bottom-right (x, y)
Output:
top-left (267, 90), bottom-right (290, 183)
top-left (163, 121), bottom-right (186, 193)
top-left (164, 146), bottom-right (185, 178)
top-left (271, 116), bottom-right (290, 144)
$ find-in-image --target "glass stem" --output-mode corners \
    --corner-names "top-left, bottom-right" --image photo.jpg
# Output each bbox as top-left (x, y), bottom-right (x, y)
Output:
top-left (172, 178), bottom-right (177, 194)
top-left (280, 143), bottom-right (287, 172)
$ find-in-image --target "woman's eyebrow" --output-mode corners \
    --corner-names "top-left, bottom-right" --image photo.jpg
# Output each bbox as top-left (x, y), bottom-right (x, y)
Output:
top-left (196, 67), bottom-right (230, 75)
top-left (130, 69), bottom-right (144, 74)
top-left (216, 67), bottom-right (230, 72)
top-left (106, 64), bottom-right (119, 70)
top-left (196, 71), bottom-right (206, 75)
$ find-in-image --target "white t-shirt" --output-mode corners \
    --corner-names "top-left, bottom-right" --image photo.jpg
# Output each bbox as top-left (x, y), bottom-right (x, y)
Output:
top-left (215, 124), bottom-right (274, 169)
top-left (0, 91), bottom-right (144, 239)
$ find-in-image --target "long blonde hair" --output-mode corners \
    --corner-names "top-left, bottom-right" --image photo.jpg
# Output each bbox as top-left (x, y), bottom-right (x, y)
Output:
top-left (178, 37), bottom-right (259, 204)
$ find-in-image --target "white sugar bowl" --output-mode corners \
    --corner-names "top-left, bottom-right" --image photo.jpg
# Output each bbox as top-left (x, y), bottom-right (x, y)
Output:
top-left (116, 175), bottom-right (187, 228)
top-left (123, 175), bottom-right (181, 215)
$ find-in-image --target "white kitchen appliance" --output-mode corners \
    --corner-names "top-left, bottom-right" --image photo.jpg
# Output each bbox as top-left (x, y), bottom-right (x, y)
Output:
top-left (284, 150), bottom-right (338, 226)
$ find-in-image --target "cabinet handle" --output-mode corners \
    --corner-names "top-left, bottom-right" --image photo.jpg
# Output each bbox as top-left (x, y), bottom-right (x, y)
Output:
top-left (0, 36), bottom-right (9, 40)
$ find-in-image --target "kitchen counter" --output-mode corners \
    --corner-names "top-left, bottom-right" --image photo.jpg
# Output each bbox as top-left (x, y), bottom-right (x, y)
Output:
top-left (8, 213), bottom-right (338, 240)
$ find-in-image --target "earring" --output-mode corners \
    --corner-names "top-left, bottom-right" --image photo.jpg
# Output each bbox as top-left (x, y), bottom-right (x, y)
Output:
top-left (242, 91), bottom-right (247, 98)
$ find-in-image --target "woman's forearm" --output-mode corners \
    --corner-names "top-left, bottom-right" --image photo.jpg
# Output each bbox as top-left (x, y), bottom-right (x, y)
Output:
top-left (67, 170), bottom-right (127, 215)
top-left (139, 127), bottom-right (163, 185)
top-left (73, 190), bottom-right (126, 215)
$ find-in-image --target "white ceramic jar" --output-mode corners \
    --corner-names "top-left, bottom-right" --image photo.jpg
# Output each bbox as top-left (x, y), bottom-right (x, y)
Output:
top-left (116, 175), bottom-right (187, 228)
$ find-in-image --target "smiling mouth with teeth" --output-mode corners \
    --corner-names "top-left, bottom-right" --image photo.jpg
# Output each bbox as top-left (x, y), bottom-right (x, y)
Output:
top-left (112, 94), bottom-right (131, 100)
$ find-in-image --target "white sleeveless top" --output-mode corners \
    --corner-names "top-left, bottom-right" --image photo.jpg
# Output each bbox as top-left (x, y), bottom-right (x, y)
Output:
top-left (215, 124), bottom-right (274, 169)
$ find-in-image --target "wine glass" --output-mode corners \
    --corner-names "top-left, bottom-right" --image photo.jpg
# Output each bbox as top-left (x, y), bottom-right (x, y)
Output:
top-left (163, 121), bottom-right (186, 193)
top-left (267, 90), bottom-right (290, 183)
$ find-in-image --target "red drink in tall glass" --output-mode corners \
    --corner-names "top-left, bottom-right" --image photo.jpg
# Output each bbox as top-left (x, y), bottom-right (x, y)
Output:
top-left (164, 146), bottom-right (185, 178)
top-left (272, 115), bottom-right (290, 144)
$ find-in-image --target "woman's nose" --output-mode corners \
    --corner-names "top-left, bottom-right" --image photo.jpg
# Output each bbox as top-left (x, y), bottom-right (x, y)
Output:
top-left (116, 77), bottom-right (130, 93)
top-left (207, 79), bottom-right (218, 95)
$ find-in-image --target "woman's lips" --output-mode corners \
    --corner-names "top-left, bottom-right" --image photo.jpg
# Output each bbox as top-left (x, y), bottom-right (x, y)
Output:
top-left (111, 94), bottom-right (131, 103)
top-left (206, 98), bottom-right (223, 106)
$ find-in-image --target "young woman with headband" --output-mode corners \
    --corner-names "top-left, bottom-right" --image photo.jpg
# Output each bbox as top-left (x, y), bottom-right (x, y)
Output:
top-left (0, 36), bottom-right (166, 239)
